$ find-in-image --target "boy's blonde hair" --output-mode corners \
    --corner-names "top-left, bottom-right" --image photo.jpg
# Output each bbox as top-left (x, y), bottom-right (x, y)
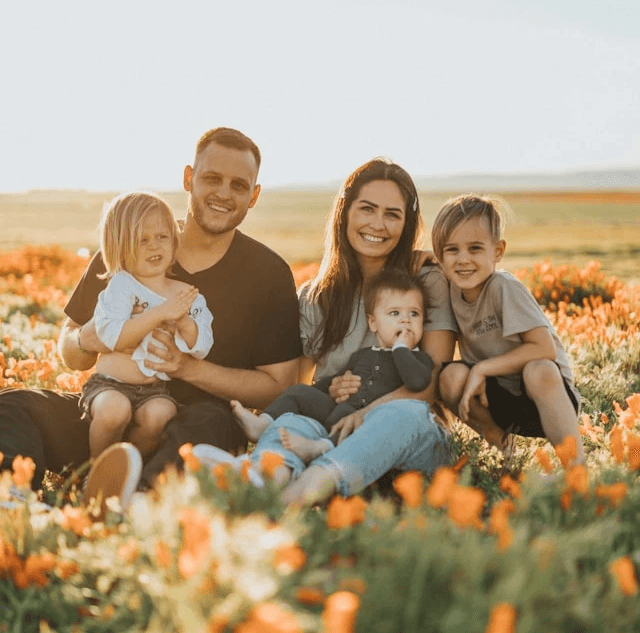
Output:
top-left (431, 194), bottom-right (507, 262)
top-left (99, 191), bottom-right (179, 278)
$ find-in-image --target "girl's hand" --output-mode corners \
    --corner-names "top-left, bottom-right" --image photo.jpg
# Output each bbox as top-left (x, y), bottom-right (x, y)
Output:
top-left (395, 327), bottom-right (415, 348)
top-left (157, 286), bottom-right (199, 322)
top-left (329, 409), bottom-right (365, 444)
top-left (458, 366), bottom-right (488, 423)
top-left (328, 370), bottom-right (361, 403)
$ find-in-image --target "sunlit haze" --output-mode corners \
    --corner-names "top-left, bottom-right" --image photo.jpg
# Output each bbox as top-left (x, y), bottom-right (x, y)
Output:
top-left (1, 0), bottom-right (638, 192)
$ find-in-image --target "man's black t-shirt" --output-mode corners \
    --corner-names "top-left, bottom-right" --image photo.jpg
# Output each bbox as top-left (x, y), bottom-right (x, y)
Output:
top-left (65, 230), bottom-right (302, 405)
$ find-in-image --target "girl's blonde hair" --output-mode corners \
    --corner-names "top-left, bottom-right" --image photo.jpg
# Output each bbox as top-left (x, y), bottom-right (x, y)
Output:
top-left (431, 194), bottom-right (508, 262)
top-left (99, 191), bottom-right (179, 277)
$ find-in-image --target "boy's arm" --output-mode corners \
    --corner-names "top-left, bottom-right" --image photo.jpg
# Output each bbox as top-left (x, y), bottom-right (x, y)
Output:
top-left (392, 344), bottom-right (434, 392)
top-left (458, 326), bottom-right (556, 422)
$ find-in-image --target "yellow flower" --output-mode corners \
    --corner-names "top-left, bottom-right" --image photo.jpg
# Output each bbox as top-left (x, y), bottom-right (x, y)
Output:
top-left (326, 496), bottom-right (368, 529)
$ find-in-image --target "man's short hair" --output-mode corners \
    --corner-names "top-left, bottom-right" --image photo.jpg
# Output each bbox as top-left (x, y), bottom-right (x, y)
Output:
top-left (194, 127), bottom-right (261, 171)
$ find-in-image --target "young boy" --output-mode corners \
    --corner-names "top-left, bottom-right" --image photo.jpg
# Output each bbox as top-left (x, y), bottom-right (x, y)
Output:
top-left (432, 194), bottom-right (584, 464)
top-left (230, 268), bottom-right (434, 464)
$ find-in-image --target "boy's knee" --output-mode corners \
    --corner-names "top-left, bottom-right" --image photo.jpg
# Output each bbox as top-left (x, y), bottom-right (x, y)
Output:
top-left (438, 363), bottom-right (469, 403)
top-left (523, 359), bottom-right (562, 396)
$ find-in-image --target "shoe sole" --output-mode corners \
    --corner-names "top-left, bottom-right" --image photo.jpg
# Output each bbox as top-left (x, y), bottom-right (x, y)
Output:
top-left (83, 443), bottom-right (143, 519)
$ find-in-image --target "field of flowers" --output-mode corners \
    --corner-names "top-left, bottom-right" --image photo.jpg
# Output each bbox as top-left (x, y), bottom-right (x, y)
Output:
top-left (1, 246), bottom-right (640, 632)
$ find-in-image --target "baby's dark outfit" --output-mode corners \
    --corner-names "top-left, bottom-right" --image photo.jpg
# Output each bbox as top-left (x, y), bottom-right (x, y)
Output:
top-left (264, 345), bottom-right (433, 445)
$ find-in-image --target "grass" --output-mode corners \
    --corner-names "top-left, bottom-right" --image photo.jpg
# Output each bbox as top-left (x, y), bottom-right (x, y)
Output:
top-left (2, 188), bottom-right (639, 283)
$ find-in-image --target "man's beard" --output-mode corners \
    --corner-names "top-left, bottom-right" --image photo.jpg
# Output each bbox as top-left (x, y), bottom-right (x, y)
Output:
top-left (190, 198), bottom-right (247, 236)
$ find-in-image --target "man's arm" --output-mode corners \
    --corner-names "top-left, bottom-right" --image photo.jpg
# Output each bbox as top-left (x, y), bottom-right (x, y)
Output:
top-left (145, 329), bottom-right (299, 409)
top-left (58, 318), bottom-right (107, 371)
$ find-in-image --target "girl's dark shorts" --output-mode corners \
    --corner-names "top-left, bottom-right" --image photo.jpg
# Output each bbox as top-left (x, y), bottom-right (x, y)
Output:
top-left (442, 360), bottom-right (580, 438)
top-left (79, 373), bottom-right (178, 422)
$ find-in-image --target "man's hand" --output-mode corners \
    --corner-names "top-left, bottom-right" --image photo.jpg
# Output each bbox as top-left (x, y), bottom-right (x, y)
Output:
top-left (458, 365), bottom-right (489, 423)
top-left (328, 370), bottom-right (361, 403)
top-left (145, 327), bottom-right (188, 376)
top-left (329, 409), bottom-right (365, 444)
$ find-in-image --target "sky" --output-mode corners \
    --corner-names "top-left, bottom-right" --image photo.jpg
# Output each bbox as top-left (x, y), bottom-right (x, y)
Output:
top-left (1, 0), bottom-right (638, 192)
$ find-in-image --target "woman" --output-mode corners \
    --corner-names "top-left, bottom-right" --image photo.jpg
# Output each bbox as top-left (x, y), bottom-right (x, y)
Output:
top-left (202, 158), bottom-right (457, 504)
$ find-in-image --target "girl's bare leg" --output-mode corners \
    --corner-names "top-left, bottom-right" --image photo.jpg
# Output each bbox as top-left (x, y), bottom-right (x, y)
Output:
top-left (130, 397), bottom-right (177, 459)
top-left (89, 391), bottom-right (132, 458)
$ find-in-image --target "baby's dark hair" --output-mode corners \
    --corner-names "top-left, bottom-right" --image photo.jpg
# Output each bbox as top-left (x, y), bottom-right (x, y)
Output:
top-left (362, 268), bottom-right (428, 322)
top-left (431, 194), bottom-right (507, 262)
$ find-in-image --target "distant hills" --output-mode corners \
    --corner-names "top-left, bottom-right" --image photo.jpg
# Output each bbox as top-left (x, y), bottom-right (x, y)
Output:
top-left (412, 167), bottom-right (640, 192)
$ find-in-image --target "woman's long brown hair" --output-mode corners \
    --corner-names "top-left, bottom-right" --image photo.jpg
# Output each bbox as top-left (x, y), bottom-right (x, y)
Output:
top-left (305, 158), bottom-right (424, 360)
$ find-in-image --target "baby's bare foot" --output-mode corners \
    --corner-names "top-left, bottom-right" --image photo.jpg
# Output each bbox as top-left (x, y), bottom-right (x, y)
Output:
top-left (279, 428), bottom-right (331, 464)
top-left (230, 400), bottom-right (271, 443)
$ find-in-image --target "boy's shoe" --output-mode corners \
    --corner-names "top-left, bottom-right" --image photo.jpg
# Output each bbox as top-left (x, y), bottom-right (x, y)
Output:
top-left (191, 444), bottom-right (264, 488)
top-left (82, 443), bottom-right (143, 520)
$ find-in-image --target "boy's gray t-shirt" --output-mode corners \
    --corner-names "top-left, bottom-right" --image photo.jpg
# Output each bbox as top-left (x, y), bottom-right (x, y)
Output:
top-left (450, 270), bottom-right (580, 405)
top-left (299, 264), bottom-right (457, 381)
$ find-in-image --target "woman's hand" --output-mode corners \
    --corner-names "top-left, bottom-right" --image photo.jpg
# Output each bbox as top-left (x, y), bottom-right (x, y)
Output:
top-left (144, 327), bottom-right (187, 376)
top-left (411, 249), bottom-right (438, 273)
top-left (328, 370), bottom-right (361, 403)
top-left (329, 409), bottom-right (365, 444)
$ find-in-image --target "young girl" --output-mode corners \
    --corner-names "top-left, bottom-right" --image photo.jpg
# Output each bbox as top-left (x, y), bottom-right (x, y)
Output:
top-left (79, 192), bottom-right (214, 459)
top-left (432, 194), bottom-right (584, 464)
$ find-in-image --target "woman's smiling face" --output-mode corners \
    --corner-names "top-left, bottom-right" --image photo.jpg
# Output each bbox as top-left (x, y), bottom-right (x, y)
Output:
top-left (346, 180), bottom-right (406, 266)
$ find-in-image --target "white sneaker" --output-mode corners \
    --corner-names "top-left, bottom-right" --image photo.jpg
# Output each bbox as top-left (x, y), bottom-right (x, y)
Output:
top-left (191, 444), bottom-right (264, 488)
top-left (83, 443), bottom-right (143, 520)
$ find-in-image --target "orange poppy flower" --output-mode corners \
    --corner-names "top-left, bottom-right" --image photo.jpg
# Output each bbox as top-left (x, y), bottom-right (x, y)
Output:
top-left (426, 467), bottom-right (458, 508)
top-left (11, 454), bottom-right (36, 488)
top-left (338, 577), bottom-right (367, 595)
top-left (236, 602), bottom-right (302, 633)
top-left (609, 425), bottom-right (625, 464)
top-left (207, 614), bottom-right (229, 633)
top-left (392, 471), bottom-right (423, 508)
top-left (61, 506), bottom-right (93, 537)
top-left (499, 475), bottom-right (521, 499)
top-left (485, 602), bottom-right (516, 633)
top-left (608, 556), bottom-right (638, 596)
top-left (295, 586), bottom-right (325, 605)
top-left (322, 591), bottom-right (360, 633)
top-left (560, 490), bottom-right (572, 511)
top-left (594, 482), bottom-right (627, 508)
top-left (261, 452), bottom-right (285, 479)
top-left (452, 454), bottom-right (468, 472)
top-left (626, 433), bottom-right (640, 470)
top-left (118, 539), bottom-right (140, 564)
top-left (240, 459), bottom-right (252, 483)
top-left (273, 544), bottom-right (306, 572)
top-left (554, 436), bottom-right (577, 468)
top-left (447, 485), bottom-right (485, 529)
top-left (564, 465), bottom-right (588, 495)
top-left (212, 464), bottom-right (230, 491)
top-left (326, 496), bottom-right (368, 529)
top-left (627, 393), bottom-right (640, 414)
top-left (178, 443), bottom-right (201, 472)
top-left (154, 540), bottom-right (172, 569)
top-left (56, 559), bottom-right (80, 580)
top-left (178, 508), bottom-right (211, 579)
top-left (535, 448), bottom-right (553, 473)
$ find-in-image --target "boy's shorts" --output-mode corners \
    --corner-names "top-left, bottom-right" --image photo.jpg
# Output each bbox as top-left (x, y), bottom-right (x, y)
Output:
top-left (443, 361), bottom-right (580, 438)
top-left (79, 373), bottom-right (178, 423)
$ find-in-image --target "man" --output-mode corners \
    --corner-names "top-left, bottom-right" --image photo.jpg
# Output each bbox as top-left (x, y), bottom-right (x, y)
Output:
top-left (0, 127), bottom-right (302, 492)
